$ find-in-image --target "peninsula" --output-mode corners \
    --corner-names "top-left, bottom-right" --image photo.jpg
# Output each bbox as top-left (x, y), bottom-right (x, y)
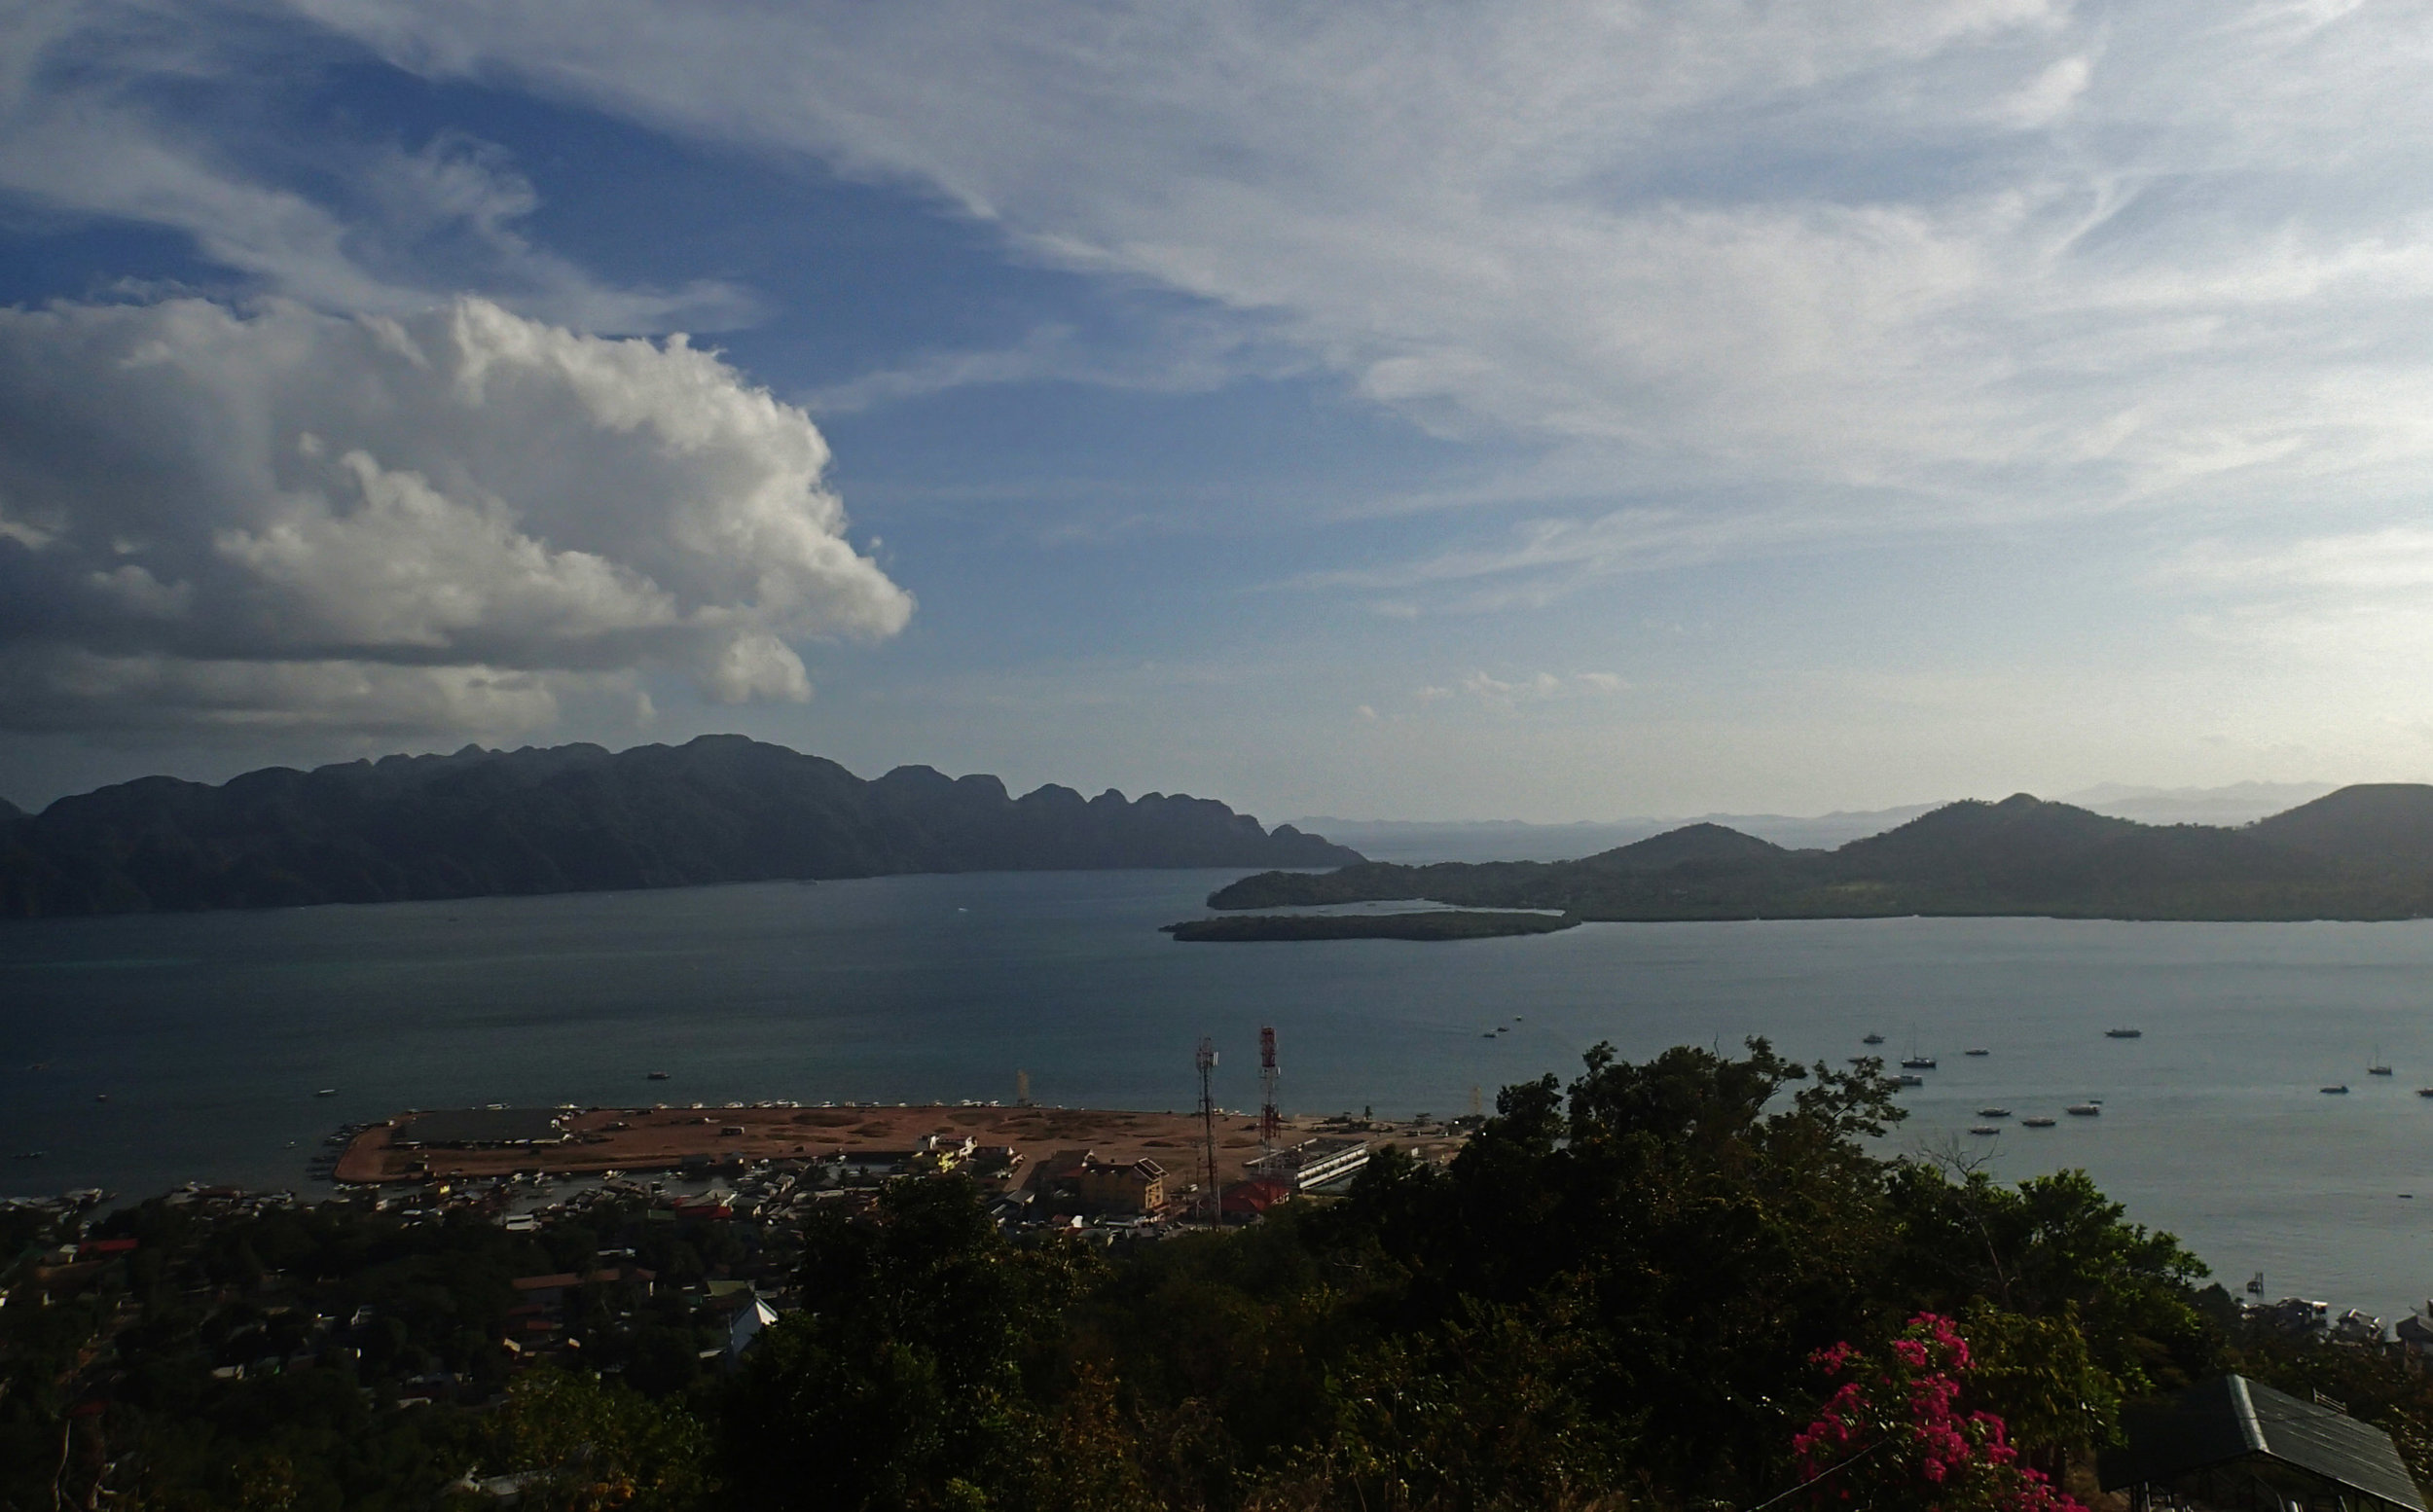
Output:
top-left (0, 735), bottom-right (1361, 918)
top-left (1206, 785), bottom-right (2433, 924)
top-left (1163, 910), bottom-right (1579, 942)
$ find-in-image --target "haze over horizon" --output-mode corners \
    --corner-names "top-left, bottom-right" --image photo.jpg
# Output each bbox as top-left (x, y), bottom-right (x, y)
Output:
top-left (7, 3), bottom-right (2433, 821)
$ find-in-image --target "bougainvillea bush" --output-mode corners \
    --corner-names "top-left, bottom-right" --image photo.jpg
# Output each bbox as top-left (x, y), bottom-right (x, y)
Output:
top-left (1792, 1314), bottom-right (2088, 1512)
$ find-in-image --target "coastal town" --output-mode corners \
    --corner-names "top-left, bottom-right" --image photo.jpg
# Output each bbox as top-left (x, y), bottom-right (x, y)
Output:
top-left (0, 1098), bottom-right (1465, 1494)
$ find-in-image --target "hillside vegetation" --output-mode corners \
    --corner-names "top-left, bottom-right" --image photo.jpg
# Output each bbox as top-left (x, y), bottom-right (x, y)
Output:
top-left (1211, 787), bottom-right (2433, 921)
top-left (0, 736), bottom-right (1360, 918)
top-left (29, 1041), bottom-right (2426, 1512)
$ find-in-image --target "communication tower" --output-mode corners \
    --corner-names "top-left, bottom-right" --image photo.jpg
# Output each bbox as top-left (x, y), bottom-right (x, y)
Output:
top-left (1195, 1037), bottom-right (1220, 1224)
top-left (1258, 1026), bottom-right (1282, 1155)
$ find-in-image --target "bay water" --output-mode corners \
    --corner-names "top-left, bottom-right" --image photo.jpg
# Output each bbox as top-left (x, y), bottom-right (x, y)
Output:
top-left (6, 869), bottom-right (2433, 1322)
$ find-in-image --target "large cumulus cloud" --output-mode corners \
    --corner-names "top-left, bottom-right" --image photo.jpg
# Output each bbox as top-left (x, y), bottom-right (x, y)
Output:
top-left (0, 296), bottom-right (913, 733)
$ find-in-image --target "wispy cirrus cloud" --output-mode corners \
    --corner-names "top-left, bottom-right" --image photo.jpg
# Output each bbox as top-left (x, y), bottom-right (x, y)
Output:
top-left (276, 0), bottom-right (2433, 524)
top-left (0, 3), bottom-right (752, 332)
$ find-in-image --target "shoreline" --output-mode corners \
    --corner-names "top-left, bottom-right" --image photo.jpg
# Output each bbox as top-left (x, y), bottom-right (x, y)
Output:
top-left (333, 1101), bottom-right (1471, 1186)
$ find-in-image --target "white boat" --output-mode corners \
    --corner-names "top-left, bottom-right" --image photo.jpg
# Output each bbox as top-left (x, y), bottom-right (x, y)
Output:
top-left (1976, 1107), bottom-right (2012, 1118)
top-left (1969, 1125), bottom-right (2000, 1136)
top-left (1896, 1073), bottom-right (1925, 1087)
top-left (2020, 1116), bottom-right (2056, 1128)
top-left (2066, 1103), bottom-right (2101, 1116)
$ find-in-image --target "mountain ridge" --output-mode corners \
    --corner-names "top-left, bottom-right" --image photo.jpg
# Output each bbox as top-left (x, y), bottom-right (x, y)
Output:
top-left (1208, 787), bottom-right (2433, 922)
top-left (0, 736), bottom-right (1361, 918)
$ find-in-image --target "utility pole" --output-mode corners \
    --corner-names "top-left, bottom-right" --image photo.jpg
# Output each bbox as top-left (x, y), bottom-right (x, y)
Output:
top-left (1196, 1037), bottom-right (1219, 1225)
top-left (1258, 1026), bottom-right (1281, 1157)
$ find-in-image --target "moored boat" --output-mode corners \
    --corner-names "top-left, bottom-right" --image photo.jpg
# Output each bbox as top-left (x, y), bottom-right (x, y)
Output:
top-left (2020, 1116), bottom-right (2056, 1128)
top-left (2322, 1084), bottom-right (2350, 1095)
top-left (2105, 1028), bottom-right (2142, 1039)
top-left (1862, 1033), bottom-right (1885, 1045)
top-left (1976, 1107), bottom-right (2011, 1118)
top-left (2066, 1103), bottom-right (2101, 1116)
top-left (1901, 1056), bottom-right (1937, 1070)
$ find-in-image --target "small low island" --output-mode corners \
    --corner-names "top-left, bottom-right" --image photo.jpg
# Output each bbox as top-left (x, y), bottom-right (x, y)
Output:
top-left (1163, 910), bottom-right (1580, 942)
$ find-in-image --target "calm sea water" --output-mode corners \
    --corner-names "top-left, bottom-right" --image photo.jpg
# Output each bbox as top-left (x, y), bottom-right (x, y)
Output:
top-left (6, 870), bottom-right (2433, 1320)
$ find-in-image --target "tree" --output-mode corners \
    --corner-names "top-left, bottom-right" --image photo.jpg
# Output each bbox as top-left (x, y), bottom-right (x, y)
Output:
top-left (718, 1176), bottom-right (1091, 1511)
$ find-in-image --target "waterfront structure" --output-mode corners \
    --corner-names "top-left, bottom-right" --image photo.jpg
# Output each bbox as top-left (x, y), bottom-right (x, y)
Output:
top-left (1251, 1136), bottom-right (1369, 1192)
top-left (392, 1108), bottom-right (569, 1148)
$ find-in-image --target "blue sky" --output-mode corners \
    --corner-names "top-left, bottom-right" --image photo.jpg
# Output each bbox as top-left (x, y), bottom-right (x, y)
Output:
top-left (3, 1), bottom-right (2432, 820)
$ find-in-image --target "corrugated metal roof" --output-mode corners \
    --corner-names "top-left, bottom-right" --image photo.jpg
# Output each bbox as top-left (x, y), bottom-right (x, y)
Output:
top-left (2102, 1376), bottom-right (2426, 1512)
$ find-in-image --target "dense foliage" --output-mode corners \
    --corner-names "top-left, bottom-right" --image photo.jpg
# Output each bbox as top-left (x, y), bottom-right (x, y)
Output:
top-left (14, 1040), bottom-right (2408, 1511)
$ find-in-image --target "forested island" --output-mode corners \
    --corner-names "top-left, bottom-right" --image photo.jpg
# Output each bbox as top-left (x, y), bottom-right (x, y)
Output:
top-left (1209, 784), bottom-right (2433, 923)
top-left (0, 736), bottom-right (1361, 918)
top-left (1164, 909), bottom-right (1579, 942)
top-left (9, 1043), bottom-right (2428, 1511)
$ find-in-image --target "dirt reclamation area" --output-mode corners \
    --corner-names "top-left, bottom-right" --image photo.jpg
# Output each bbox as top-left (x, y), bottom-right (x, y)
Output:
top-left (332, 1103), bottom-right (1467, 1186)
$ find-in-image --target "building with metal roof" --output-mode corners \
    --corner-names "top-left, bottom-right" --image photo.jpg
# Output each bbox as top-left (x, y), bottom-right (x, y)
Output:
top-left (2101, 1375), bottom-right (2426, 1512)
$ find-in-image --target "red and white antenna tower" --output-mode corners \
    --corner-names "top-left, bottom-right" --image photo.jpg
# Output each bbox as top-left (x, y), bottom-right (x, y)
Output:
top-left (1195, 1036), bottom-right (1220, 1224)
top-left (1258, 1026), bottom-right (1281, 1156)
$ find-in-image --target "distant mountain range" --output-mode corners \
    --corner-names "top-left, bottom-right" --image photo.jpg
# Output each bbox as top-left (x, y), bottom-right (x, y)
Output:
top-left (0, 736), bottom-right (1361, 918)
top-left (1296, 782), bottom-right (2337, 864)
top-left (1213, 786), bottom-right (2433, 922)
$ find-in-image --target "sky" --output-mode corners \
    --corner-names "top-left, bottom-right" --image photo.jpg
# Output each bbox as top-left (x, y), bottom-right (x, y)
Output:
top-left (3, 1), bottom-right (2433, 821)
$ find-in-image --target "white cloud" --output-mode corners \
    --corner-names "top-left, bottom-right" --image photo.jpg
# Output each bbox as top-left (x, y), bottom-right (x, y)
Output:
top-left (276, 0), bottom-right (2433, 541)
top-left (1460, 670), bottom-right (1564, 707)
top-left (1575, 672), bottom-right (1625, 694)
top-left (0, 296), bottom-right (912, 733)
top-left (0, 9), bottom-right (751, 332)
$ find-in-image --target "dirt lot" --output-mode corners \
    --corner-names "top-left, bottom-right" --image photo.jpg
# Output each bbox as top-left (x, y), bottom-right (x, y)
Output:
top-left (333, 1102), bottom-right (1468, 1186)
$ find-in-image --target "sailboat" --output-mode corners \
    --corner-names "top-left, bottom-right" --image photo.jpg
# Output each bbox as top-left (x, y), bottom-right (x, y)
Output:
top-left (1898, 1029), bottom-right (1936, 1071)
top-left (2370, 1048), bottom-right (2394, 1076)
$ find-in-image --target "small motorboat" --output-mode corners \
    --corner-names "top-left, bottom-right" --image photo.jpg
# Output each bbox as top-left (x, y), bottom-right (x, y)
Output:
top-left (2322, 1084), bottom-right (2350, 1095)
top-left (1969, 1125), bottom-right (2000, 1136)
top-left (1964, 1048), bottom-right (1990, 1057)
top-left (647, 1071), bottom-right (672, 1080)
top-left (94, 1093), bottom-right (108, 1101)
top-left (2020, 1116), bottom-right (2056, 1128)
top-left (1976, 1107), bottom-right (2012, 1118)
top-left (1862, 1033), bottom-right (1886, 1045)
top-left (2417, 1088), bottom-right (2433, 1098)
top-left (1901, 1056), bottom-right (1937, 1070)
top-left (1896, 1073), bottom-right (1925, 1087)
top-left (2105, 1028), bottom-right (2143, 1039)
top-left (2066, 1103), bottom-right (2101, 1117)
top-left (313, 1088), bottom-right (337, 1098)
